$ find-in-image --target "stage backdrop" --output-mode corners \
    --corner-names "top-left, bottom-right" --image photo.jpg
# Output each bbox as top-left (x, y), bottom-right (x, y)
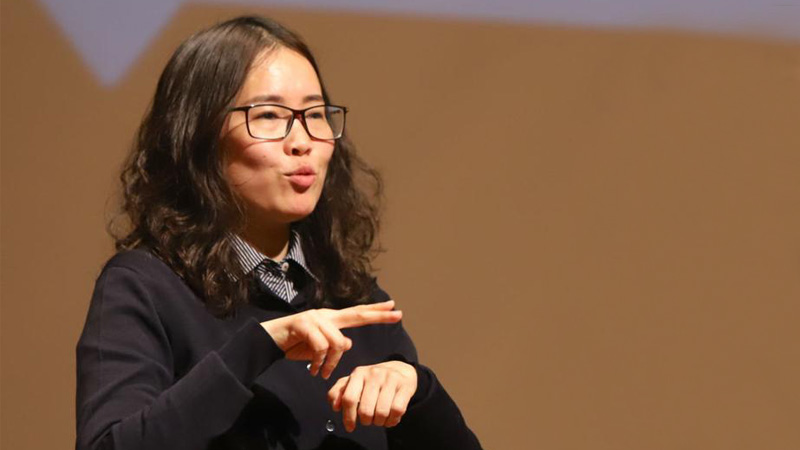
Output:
top-left (2, 0), bottom-right (799, 449)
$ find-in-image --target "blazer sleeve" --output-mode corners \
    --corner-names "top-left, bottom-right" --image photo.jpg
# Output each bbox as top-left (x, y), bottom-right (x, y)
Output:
top-left (75, 263), bottom-right (284, 450)
top-left (372, 285), bottom-right (483, 450)
top-left (387, 364), bottom-right (483, 450)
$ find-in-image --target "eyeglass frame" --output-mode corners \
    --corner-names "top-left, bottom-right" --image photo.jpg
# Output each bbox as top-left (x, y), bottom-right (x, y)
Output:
top-left (228, 103), bottom-right (348, 141)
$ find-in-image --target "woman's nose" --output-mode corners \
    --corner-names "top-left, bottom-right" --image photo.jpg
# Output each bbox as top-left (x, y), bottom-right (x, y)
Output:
top-left (285, 113), bottom-right (312, 156)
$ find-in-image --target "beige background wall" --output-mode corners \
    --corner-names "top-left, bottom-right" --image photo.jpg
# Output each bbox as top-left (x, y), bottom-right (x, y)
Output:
top-left (3, 0), bottom-right (800, 448)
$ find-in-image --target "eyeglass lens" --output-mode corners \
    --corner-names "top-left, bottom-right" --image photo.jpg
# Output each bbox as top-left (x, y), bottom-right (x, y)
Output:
top-left (247, 105), bottom-right (345, 140)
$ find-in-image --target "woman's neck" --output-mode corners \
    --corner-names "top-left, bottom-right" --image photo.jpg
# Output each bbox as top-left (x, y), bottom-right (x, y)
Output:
top-left (240, 221), bottom-right (291, 261)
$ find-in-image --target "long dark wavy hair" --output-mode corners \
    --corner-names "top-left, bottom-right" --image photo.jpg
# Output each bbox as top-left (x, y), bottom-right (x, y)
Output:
top-left (111, 16), bottom-right (383, 316)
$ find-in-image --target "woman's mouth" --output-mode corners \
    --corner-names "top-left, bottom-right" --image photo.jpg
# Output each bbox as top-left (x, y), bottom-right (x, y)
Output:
top-left (286, 167), bottom-right (316, 190)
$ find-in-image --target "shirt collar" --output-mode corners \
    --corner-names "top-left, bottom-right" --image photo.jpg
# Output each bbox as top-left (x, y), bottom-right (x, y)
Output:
top-left (229, 230), bottom-right (314, 280)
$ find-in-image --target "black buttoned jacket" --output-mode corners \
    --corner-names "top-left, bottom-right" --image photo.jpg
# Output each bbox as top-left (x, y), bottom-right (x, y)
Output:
top-left (76, 250), bottom-right (481, 450)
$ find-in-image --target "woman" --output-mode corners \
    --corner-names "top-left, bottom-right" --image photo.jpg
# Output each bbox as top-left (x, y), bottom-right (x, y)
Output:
top-left (76, 15), bottom-right (481, 450)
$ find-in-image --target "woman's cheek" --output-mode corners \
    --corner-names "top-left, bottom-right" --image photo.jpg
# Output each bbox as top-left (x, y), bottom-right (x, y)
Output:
top-left (233, 148), bottom-right (284, 183)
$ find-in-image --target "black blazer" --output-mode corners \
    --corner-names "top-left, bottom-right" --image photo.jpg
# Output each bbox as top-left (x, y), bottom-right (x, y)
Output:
top-left (76, 249), bottom-right (481, 449)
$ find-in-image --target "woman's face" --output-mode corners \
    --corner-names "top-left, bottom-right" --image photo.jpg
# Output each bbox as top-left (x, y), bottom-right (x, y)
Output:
top-left (220, 47), bottom-right (335, 228)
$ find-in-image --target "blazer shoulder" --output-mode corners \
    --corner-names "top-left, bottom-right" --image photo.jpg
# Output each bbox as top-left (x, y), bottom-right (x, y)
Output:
top-left (100, 248), bottom-right (177, 282)
top-left (95, 249), bottom-right (202, 315)
top-left (370, 279), bottom-right (392, 303)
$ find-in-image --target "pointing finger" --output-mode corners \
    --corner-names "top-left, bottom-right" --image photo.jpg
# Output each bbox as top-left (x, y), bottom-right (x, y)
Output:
top-left (331, 301), bottom-right (402, 329)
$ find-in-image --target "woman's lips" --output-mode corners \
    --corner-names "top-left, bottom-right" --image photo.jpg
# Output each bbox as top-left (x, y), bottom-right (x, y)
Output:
top-left (286, 167), bottom-right (317, 190)
top-left (289, 174), bottom-right (317, 189)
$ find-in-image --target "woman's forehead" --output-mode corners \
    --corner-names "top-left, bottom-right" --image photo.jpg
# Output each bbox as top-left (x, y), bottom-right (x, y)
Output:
top-left (238, 47), bottom-right (322, 105)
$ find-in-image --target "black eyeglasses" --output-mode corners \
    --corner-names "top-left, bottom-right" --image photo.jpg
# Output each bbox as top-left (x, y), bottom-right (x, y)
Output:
top-left (229, 104), bottom-right (347, 140)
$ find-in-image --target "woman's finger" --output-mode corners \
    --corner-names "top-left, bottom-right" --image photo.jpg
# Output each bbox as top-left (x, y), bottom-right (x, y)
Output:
top-left (385, 383), bottom-right (414, 427)
top-left (340, 371), bottom-right (365, 432)
top-left (331, 301), bottom-right (402, 329)
top-left (352, 300), bottom-right (394, 311)
top-left (372, 376), bottom-right (399, 427)
top-left (262, 302), bottom-right (399, 356)
top-left (317, 320), bottom-right (351, 379)
top-left (328, 376), bottom-right (349, 412)
top-left (303, 325), bottom-right (329, 377)
top-left (357, 373), bottom-right (383, 426)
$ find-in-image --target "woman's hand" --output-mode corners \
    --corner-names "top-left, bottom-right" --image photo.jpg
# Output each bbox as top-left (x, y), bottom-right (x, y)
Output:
top-left (260, 300), bottom-right (401, 379)
top-left (327, 361), bottom-right (418, 432)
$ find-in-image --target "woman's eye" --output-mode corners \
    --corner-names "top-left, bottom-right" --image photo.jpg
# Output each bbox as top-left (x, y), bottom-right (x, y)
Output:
top-left (307, 112), bottom-right (325, 120)
top-left (254, 112), bottom-right (280, 120)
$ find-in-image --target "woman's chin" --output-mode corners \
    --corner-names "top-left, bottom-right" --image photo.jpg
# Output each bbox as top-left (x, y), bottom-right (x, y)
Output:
top-left (281, 205), bottom-right (318, 223)
top-left (246, 197), bottom-right (321, 225)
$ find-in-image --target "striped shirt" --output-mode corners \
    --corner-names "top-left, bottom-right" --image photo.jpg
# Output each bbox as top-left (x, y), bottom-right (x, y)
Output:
top-left (229, 231), bottom-right (314, 303)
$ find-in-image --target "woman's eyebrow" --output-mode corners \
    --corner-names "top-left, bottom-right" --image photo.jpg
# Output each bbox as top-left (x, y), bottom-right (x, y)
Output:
top-left (243, 94), bottom-right (324, 104)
